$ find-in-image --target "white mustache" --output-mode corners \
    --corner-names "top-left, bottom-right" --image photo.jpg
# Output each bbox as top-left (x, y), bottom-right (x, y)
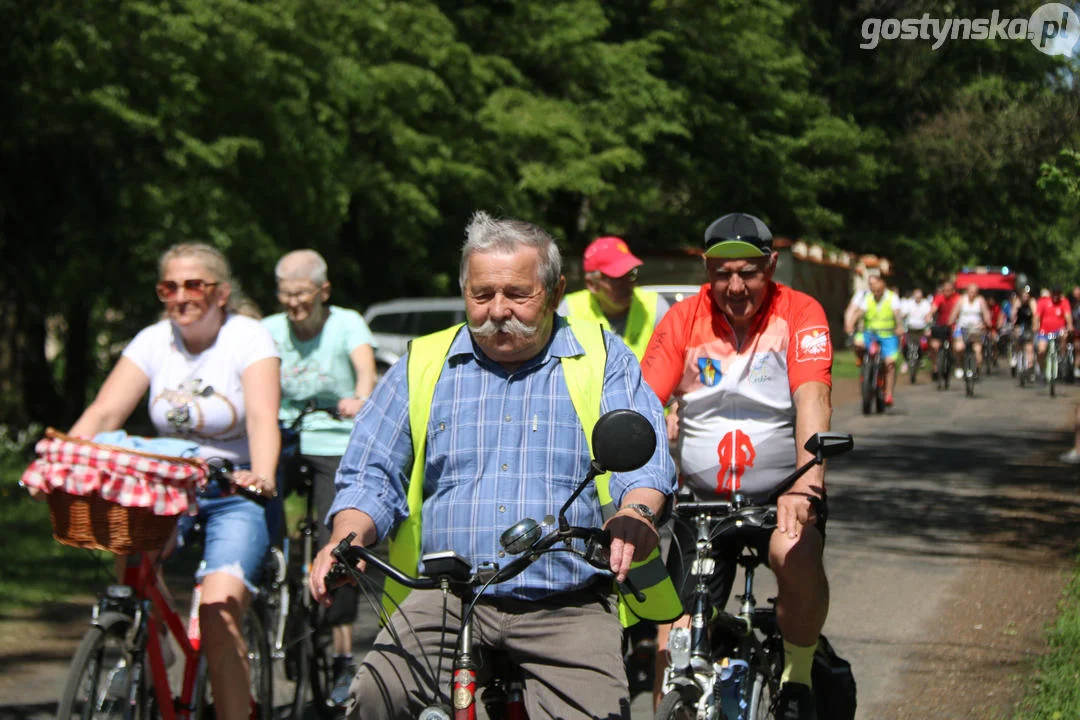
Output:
top-left (469, 315), bottom-right (539, 338)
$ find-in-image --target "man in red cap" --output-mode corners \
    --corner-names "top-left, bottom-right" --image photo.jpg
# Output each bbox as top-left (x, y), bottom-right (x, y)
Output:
top-left (560, 236), bottom-right (669, 360)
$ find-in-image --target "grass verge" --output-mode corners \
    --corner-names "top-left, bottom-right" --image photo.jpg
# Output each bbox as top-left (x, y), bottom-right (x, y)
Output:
top-left (0, 455), bottom-right (115, 611)
top-left (1013, 558), bottom-right (1080, 719)
top-left (832, 349), bottom-right (860, 380)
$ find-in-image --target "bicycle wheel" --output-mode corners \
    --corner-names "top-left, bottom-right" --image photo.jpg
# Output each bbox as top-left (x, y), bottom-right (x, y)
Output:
top-left (860, 363), bottom-right (873, 415)
top-left (964, 351), bottom-right (976, 397)
top-left (58, 621), bottom-right (148, 720)
top-left (290, 600), bottom-right (338, 719)
top-left (654, 686), bottom-right (700, 720)
top-left (908, 346), bottom-right (919, 384)
top-left (742, 636), bottom-right (782, 720)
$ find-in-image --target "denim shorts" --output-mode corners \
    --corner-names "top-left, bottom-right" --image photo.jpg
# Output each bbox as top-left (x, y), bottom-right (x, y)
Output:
top-left (175, 481), bottom-right (270, 593)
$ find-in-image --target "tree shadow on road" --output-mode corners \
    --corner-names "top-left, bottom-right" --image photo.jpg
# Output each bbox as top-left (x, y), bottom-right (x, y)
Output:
top-left (827, 426), bottom-right (1080, 563)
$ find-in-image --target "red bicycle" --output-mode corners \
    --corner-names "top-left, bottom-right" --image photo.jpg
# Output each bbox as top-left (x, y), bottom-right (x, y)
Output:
top-left (54, 459), bottom-right (275, 720)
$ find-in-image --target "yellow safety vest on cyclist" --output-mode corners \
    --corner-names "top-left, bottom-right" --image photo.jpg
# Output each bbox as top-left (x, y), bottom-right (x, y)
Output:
top-left (384, 316), bottom-right (682, 627)
top-left (863, 292), bottom-right (897, 335)
top-left (563, 288), bottom-right (659, 361)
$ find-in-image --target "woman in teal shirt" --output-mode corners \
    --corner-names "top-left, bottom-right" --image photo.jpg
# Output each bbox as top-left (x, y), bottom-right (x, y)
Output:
top-left (263, 249), bottom-right (377, 706)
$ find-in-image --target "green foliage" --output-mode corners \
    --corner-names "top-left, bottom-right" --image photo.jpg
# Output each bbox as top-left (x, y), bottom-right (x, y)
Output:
top-left (1, 0), bottom-right (1078, 425)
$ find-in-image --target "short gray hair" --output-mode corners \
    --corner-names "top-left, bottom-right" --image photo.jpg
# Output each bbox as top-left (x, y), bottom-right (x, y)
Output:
top-left (275, 249), bottom-right (328, 285)
top-left (459, 211), bottom-right (562, 297)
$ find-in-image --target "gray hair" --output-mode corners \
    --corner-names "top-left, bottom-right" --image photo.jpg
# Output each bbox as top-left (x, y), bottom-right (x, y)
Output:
top-left (275, 249), bottom-right (328, 285)
top-left (459, 211), bottom-right (562, 297)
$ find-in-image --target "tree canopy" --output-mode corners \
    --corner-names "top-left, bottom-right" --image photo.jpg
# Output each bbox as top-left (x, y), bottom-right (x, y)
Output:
top-left (2, 0), bottom-right (1077, 423)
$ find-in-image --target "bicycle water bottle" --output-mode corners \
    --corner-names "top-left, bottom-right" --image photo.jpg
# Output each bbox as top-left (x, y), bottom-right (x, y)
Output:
top-left (187, 582), bottom-right (202, 651)
top-left (717, 658), bottom-right (749, 720)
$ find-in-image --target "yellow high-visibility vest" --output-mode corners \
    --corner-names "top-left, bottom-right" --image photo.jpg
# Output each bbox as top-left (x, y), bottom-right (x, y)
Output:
top-left (563, 288), bottom-right (659, 361)
top-left (384, 316), bottom-right (682, 626)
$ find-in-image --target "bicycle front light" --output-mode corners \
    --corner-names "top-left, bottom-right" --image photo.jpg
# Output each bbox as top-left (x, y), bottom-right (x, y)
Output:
top-left (668, 627), bottom-right (692, 671)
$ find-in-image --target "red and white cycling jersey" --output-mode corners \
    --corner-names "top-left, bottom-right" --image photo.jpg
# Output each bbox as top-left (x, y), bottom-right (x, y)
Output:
top-left (642, 283), bottom-right (832, 501)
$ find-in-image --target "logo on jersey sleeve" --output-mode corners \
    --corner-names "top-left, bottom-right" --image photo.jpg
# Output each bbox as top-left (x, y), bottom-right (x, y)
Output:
top-left (795, 326), bottom-right (832, 363)
top-left (716, 429), bottom-right (755, 495)
top-left (697, 358), bottom-right (724, 386)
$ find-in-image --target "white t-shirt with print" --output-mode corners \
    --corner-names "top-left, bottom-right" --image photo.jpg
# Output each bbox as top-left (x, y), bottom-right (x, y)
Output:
top-left (122, 315), bottom-right (279, 465)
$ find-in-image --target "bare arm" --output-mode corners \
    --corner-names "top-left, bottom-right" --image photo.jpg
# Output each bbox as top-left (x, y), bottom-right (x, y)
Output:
top-left (981, 299), bottom-right (992, 328)
top-left (236, 356), bottom-right (281, 493)
top-left (779, 381), bottom-right (832, 538)
top-left (948, 302), bottom-right (961, 326)
top-left (68, 357), bottom-right (150, 438)
top-left (844, 307), bottom-right (864, 335)
top-left (338, 344), bottom-right (377, 418)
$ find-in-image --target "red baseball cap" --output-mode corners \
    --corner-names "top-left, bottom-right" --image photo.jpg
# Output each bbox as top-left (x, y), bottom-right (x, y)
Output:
top-left (583, 236), bottom-right (643, 277)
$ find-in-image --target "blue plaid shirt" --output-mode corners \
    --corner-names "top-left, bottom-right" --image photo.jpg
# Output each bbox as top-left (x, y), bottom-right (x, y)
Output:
top-left (329, 316), bottom-right (676, 600)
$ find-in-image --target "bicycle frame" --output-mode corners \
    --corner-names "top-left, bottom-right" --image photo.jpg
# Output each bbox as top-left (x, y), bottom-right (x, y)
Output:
top-left (117, 553), bottom-right (204, 720)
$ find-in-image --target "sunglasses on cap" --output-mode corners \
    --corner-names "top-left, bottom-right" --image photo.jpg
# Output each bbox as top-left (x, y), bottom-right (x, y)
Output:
top-left (156, 279), bottom-right (219, 301)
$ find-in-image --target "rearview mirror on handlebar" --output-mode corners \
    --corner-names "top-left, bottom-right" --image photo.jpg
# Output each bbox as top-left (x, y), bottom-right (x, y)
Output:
top-left (591, 409), bottom-right (656, 473)
top-left (803, 432), bottom-right (854, 460)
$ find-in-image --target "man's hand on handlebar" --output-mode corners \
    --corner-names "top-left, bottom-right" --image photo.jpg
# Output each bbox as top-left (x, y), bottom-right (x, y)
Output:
top-left (603, 510), bottom-right (659, 583)
top-left (309, 539), bottom-right (366, 607)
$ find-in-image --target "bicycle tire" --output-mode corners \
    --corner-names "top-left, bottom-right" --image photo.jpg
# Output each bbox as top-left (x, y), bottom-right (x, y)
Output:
top-left (860, 362), bottom-right (874, 415)
top-left (1048, 342), bottom-right (1058, 398)
top-left (908, 347), bottom-right (919, 384)
top-left (654, 686), bottom-right (700, 720)
top-left (290, 609), bottom-right (337, 720)
top-left (288, 591), bottom-right (313, 720)
top-left (58, 620), bottom-right (147, 720)
top-left (964, 351), bottom-right (976, 397)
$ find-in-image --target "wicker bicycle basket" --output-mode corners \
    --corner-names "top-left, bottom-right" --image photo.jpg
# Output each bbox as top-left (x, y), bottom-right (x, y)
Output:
top-left (28, 428), bottom-right (206, 555)
top-left (47, 491), bottom-right (180, 555)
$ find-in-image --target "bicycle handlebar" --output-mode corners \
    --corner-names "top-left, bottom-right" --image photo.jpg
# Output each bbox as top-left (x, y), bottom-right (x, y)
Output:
top-left (285, 399), bottom-right (342, 433)
top-left (204, 458), bottom-right (273, 507)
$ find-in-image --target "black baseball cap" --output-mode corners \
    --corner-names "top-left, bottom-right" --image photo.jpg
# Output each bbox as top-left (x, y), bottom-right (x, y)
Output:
top-left (703, 213), bottom-right (773, 258)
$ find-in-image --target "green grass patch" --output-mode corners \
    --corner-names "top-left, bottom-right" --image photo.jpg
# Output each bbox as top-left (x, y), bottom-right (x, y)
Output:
top-left (1013, 559), bottom-right (1080, 719)
top-left (832, 349), bottom-right (860, 380)
top-left (0, 455), bottom-right (115, 611)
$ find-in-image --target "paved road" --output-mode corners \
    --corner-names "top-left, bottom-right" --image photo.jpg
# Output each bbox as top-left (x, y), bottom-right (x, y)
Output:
top-left (3, 367), bottom-right (1079, 719)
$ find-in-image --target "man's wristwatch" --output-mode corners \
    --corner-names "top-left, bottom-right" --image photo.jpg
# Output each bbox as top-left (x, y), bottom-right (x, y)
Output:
top-left (623, 503), bottom-right (657, 527)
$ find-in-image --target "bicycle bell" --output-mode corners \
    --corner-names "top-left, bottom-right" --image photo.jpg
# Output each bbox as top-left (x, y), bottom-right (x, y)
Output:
top-left (500, 518), bottom-right (542, 555)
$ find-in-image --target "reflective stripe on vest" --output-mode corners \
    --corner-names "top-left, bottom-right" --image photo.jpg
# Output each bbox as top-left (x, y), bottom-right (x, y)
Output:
top-left (864, 292), bottom-right (897, 334)
top-left (385, 317), bottom-right (682, 627)
top-left (563, 288), bottom-right (659, 361)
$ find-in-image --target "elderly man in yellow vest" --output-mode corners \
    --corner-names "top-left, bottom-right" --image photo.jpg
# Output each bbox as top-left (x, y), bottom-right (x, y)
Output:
top-left (309, 211), bottom-right (681, 719)
top-left (844, 273), bottom-right (904, 407)
top-left (561, 236), bottom-right (669, 361)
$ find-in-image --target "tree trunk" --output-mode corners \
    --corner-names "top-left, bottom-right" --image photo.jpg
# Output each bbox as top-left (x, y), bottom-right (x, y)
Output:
top-left (62, 302), bottom-right (91, 425)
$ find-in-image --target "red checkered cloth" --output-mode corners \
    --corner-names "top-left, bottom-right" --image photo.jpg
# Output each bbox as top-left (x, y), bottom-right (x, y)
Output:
top-left (20, 431), bottom-right (207, 516)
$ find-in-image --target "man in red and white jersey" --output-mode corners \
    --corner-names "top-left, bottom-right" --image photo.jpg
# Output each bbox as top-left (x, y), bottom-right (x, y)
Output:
top-left (927, 280), bottom-right (960, 381)
top-left (641, 213), bottom-right (832, 720)
top-left (1035, 285), bottom-right (1073, 376)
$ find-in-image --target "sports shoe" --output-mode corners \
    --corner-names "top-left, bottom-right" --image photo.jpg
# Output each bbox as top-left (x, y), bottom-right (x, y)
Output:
top-left (329, 655), bottom-right (358, 707)
top-left (1059, 448), bottom-right (1080, 464)
top-left (954, 367), bottom-right (964, 380)
top-left (773, 682), bottom-right (817, 720)
top-left (899, 362), bottom-right (909, 374)
top-left (884, 393), bottom-right (894, 407)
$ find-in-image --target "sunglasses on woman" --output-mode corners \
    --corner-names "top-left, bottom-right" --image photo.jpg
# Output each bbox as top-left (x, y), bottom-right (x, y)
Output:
top-left (156, 279), bottom-right (219, 301)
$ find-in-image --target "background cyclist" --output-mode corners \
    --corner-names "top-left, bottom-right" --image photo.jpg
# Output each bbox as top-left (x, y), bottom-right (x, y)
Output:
top-left (1011, 287), bottom-right (1038, 378)
top-left (928, 280), bottom-right (960, 381)
top-left (948, 284), bottom-right (992, 379)
top-left (1035, 285), bottom-right (1074, 381)
top-left (900, 287), bottom-right (933, 376)
top-left (846, 273), bottom-right (903, 407)
top-left (262, 248), bottom-right (379, 705)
